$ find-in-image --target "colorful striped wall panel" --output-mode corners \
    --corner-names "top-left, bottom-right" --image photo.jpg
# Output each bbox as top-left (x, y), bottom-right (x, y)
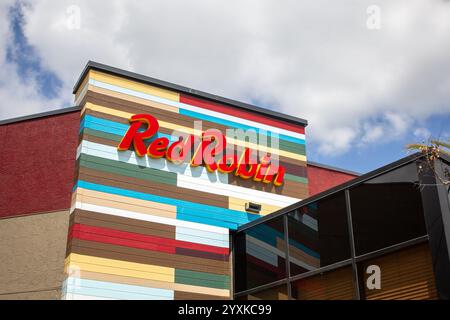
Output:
top-left (64, 67), bottom-right (307, 300)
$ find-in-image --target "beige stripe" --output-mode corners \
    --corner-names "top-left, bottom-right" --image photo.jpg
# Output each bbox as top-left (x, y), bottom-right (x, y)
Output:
top-left (91, 70), bottom-right (180, 102)
top-left (74, 188), bottom-right (177, 219)
top-left (228, 197), bottom-right (282, 216)
top-left (85, 85), bottom-right (179, 113)
top-left (277, 238), bottom-right (320, 268)
top-left (75, 71), bottom-right (90, 101)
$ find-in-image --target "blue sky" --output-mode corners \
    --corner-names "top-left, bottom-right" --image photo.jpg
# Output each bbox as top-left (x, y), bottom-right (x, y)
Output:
top-left (6, 2), bottom-right (62, 99)
top-left (308, 114), bottom-right (450, 173)
top-left (1, 1), bottom-right (449, 174)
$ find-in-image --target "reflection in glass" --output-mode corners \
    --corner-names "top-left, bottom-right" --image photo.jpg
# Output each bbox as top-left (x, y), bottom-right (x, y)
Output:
top-left (287, 192), bottom-right (351, 276)
top-left (350, 163), bottom-right (427, 256)
top-left (291, 266), bottom-right (355, 300)
top-left (234, 216), bottom-right (286, 292)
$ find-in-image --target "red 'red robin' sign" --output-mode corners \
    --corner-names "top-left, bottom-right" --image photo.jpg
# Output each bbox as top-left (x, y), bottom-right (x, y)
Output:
top-left (117, 114), bottom-right (285, 186)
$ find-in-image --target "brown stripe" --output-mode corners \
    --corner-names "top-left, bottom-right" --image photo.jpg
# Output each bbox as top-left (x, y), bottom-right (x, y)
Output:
top-left (85, 90), bottom-right (230, 133)
top-left (228, 174), bottom-right (308, 199)
top-left (174, 291), bottom-right (229, 300)
top-left (73, 209), bottom-right (175, 232)
top-left (175, 247), bottom-right (229, 262)
top-left (78, 166), bottom-right (229, 209)
top-left (70, 209), bottom-right (176, 239)
top-left (283, 162), bottom-right (307, 177)
top-left (82, 132), bottom-right (118, 148)
top-left (69, 239), bottom-right (230, 275)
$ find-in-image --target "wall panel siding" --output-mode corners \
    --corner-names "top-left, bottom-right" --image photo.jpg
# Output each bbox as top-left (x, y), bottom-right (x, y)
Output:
top-left (0, 111), bottom-right (79, 218)
top-left (65, 68), bottom-right (307, 300)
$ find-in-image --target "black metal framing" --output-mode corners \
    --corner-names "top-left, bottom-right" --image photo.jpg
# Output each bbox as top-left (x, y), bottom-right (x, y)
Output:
top-left (234, 232), bottom-right (431, 299)
top-left (233, 153), bottom-right (450, 300)
top-left (345, 189), bottom-right (360, 300)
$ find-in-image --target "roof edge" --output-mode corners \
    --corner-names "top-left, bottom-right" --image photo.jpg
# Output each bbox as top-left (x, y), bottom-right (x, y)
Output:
top-left (0, 106), bottom-right (81, 126)
top-left (307, 161), bottom-right (361, 176)
top-left (73, 61), bottom-right (308, 127)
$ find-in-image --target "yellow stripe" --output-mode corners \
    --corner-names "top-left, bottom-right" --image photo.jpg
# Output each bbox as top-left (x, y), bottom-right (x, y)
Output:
top-left (75, 70), bottom-right (90, 101)
top-left (228, 197), bottom-right (282, 216)
top-left (86, 85), bottom-right (179, 113)
top-left (90, 70), bottom-right (179, 102)
top-left (83, 102), bottom-right (306, 161)
top-left (66, 254), bottom-right (175, 282)
top-left (75, 270), bottom-right (230, 297)
top-left (74, 187), bottom-right (177, 219)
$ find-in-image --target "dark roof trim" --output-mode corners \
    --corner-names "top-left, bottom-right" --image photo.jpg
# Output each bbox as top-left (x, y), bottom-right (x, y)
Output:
top-left (73, 61), bottom-right (308, 127)
top-left (307, 161), bottom-right (361, 176)
top-left (237, 152), bottom-right (426, 232)
top-left (0, 106), bottom-right (81, 126)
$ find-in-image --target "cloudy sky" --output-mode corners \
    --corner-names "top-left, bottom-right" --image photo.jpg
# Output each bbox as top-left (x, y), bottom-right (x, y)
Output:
top-left (1, 0), bottom-right (449, 173)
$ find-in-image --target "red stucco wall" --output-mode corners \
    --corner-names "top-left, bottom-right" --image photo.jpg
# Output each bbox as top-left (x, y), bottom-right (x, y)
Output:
top-left (307, 164), bottom-right (358, 196)
top-left (0, 111), bottom-right (80, 218)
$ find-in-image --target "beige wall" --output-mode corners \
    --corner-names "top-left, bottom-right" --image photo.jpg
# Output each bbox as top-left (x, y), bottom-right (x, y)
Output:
top-left (0, 211), bottom-right (69, 300)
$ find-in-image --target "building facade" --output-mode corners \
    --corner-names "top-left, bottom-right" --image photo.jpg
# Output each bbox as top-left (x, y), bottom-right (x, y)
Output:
top-left (0, 62), bottom-right (356, 300)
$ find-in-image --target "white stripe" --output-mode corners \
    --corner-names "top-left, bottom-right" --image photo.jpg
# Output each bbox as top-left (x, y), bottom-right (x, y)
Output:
top-left (89, 79), bottom-right (305, 140)
top-left (79, 140), bottom-right (300, 206)
top-left (63, 293), bottom-right (116, 300)
top-left (75, 81), bottom-right (89, 106)
top-left (73, 202), bottom-right (229, 235)
top-left (246, 235), bottom-right (285, 258)
top-left (178, 101), bottom-right (305, 140)
top-left (76, 142), bottom-right (82, 160)
top-left (302, 214), bottom-right (318, 231)
top-left (175, 226), bottom-right (229, 248)
top-left (177, 174), bottom-right (300, 208)
top-left (246, 240), bottom-right (278, 266)
top-left (289, 256), bottom-right (318, 271)
top-left (79, 140), bottom-right (228, 183)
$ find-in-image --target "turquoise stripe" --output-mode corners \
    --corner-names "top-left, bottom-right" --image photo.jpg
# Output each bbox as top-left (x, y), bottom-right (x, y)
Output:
top-left (76, 180), bottom-right (261, 229)
top-left (177, 212), bottom-right (238, 230)
top-left (179, 108), bottom-right (305, 145)
top-left (64, 278), bottom-right (173, 298)
top-left (80, 115), bottom-right (176, 142)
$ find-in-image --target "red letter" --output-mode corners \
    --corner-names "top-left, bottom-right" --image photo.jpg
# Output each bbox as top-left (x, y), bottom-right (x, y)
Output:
top-left (253, 155), bottom-right (271, 182)
top-left (147, 137), bottom-right (170, 158)
top-left (118, 114), bottom-right (159, 157)
top-left (190, 129), bottom-right (225, 172)
top-left (166, 135), bottom-right (195, 164)
top-left (217, 153), bottom-right (238, 173)
top-left (273, 166), bottom-right (285, 186)
top-left (235, 148), bottom-right (258, 179)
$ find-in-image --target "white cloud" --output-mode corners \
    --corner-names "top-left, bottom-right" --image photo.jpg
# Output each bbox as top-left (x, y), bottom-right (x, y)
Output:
top-left (413, 127), bottom-right (431, 141)
top-left (0, 0), bottom-right (449, 156)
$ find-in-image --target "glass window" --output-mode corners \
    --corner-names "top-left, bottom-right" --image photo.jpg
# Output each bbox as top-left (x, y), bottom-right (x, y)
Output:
top-left (287, 192), bottom-right (351, 276)
top-left (237, 284), bottom-right (288, 300)
top-left (350, 162), bottom-right (427, 256)
top-left (358, 243), bottom-right (437, 300)
top-left (290, 266), bottom-right (355, 300)
top-left (234, 216), bottom-right (286, 293)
